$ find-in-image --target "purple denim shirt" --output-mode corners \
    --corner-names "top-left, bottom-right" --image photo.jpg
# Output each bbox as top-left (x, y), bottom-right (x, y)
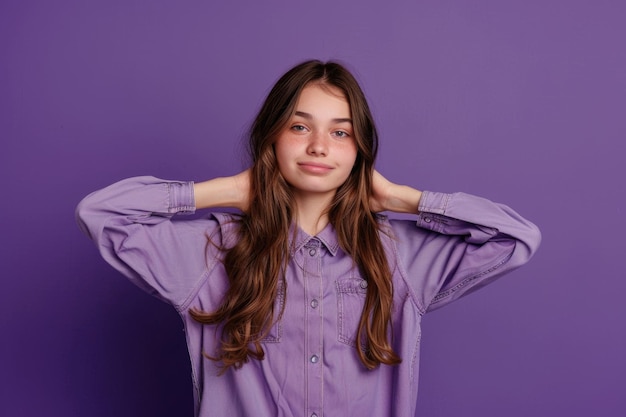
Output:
top-left (76, 176), bottom-right (541, 417)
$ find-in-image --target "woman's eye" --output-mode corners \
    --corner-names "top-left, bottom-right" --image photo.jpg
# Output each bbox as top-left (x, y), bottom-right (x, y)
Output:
top-left (334, 131), bottom-right (350, 138)
top-left (291, 125), bottom-right (306, 132)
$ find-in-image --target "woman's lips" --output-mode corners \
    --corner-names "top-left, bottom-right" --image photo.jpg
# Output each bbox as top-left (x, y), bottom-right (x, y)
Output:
top-left (298, 162), bottom-right (333, 174)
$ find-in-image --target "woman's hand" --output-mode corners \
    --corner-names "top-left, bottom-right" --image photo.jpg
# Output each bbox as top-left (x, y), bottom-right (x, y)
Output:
top-left (370, 170), bottom-right (423, 214)
top-left (193, 169), bottom-right (251, 212)
top-left (370, 170), bottom-right (394, 213)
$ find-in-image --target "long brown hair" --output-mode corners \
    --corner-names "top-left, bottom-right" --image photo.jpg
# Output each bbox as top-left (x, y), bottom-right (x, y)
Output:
top-left (190, 60), bottom-right (401, 371)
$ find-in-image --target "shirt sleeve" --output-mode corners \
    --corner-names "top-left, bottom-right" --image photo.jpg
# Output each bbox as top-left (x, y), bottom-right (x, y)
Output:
top-left (75, 176), bottom-right (220, 310)
top-left (389, 191), bottom-right (542, 313)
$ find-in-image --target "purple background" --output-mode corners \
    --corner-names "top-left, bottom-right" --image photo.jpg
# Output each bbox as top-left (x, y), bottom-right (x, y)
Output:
top-left (2, 0), bottom-right (625, 416)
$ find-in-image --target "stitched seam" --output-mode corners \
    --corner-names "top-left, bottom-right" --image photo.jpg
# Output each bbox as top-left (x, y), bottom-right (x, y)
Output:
top-left (381, 219), bottom-right (427, 315)
top-left (431, 250), bottom-right (513, 305)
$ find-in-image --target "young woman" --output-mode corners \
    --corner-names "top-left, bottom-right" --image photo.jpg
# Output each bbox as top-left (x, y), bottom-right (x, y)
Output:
top-left (76, 60), bottom-right (541, 417)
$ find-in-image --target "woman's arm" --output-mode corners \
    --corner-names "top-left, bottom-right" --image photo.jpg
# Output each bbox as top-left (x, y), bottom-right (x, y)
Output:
top-left (371, 171), bottom-right (541, 312)
top-left (76, 175), bottom-right (242, 309)
top-left (193, 169), bottom-right (251, 211)
top-left (370, 170), bottom-right (422, 214)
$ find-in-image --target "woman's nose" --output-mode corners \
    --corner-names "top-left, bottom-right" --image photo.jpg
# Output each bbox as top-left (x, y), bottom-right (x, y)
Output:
top-left (306, 132), bottom-right (328, 156)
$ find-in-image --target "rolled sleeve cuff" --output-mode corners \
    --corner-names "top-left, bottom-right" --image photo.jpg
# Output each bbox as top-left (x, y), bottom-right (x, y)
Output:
top-left (167, 181), bottom-right (196, 214)
top-left (416, 191), bottom-right (453, 232)
top-left (417, 191), bottom-right (451, 215)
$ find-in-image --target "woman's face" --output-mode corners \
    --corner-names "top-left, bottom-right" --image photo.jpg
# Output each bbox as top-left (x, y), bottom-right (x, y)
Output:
top-left (274, 83), bottom-right (358, 202)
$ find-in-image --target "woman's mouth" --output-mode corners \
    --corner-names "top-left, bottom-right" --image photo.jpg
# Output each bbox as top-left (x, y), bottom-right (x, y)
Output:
top-left (298, 162), bottom-right (334, 174)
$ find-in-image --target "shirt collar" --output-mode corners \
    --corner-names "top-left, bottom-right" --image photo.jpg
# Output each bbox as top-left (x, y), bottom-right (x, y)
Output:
top-left (290, 222), bottom-right (340, 257)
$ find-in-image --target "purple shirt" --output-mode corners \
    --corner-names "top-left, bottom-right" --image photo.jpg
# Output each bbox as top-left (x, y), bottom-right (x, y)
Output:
top-left (76, 176), bottom-right (540, 417)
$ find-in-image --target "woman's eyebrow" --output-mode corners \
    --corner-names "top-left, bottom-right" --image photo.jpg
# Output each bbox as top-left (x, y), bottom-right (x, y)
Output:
top-left (294, 111), bottom-right (352, 124)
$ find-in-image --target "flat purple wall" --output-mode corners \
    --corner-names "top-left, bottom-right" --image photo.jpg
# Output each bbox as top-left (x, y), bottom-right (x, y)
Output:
top-left (2, 1), bottom-right (624, 416)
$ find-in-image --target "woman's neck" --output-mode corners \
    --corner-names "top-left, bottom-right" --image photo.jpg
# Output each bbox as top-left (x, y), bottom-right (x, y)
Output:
top-left (293, 192), bottom-right (334, 236)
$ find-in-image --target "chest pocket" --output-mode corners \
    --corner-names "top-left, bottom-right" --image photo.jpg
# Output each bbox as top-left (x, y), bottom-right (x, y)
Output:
top-left (261, 281), bottom-right (285, 343)
top-left (336, 278), bottom-right (368, 348)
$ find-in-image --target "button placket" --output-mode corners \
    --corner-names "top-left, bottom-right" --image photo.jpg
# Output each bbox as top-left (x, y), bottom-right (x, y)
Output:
top-left (302, 238), bottom-right (323, 416)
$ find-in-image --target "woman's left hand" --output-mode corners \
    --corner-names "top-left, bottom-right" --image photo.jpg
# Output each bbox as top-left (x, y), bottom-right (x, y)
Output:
top-left (370, 170), bottom-right (423, 214)
top-left (370, 170), bottom-right (394, 212)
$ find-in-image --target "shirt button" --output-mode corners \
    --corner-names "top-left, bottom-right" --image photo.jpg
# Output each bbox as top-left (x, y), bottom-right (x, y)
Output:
top-left (360, 280), bottom-right (368, 289)
top-left (310, 355), bottom-right (319, 364)
top-left (310, 299), bottom-right (319, 309)
top-left (309, 248), bottom-right (316, 256)
top-left (424, 217), bottom-right (432, 223)
top-left (311, 414), bottom-right (318, 417)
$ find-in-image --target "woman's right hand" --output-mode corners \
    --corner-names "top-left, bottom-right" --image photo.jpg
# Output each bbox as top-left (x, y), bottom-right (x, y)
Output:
top-left (193, 169), bottom-right (251, 212)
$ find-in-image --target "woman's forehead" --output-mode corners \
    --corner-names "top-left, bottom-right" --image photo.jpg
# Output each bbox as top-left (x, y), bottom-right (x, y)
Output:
top-left (293, 84), bottom-right (350, 118)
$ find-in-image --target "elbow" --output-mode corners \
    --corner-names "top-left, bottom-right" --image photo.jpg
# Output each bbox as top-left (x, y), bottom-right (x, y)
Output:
top-left (526, 221), bottom-right (542, 259)
top-left (75, 192), bottom-right (98, 240)
top-left (513, 221), bottom-right (542, 267)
